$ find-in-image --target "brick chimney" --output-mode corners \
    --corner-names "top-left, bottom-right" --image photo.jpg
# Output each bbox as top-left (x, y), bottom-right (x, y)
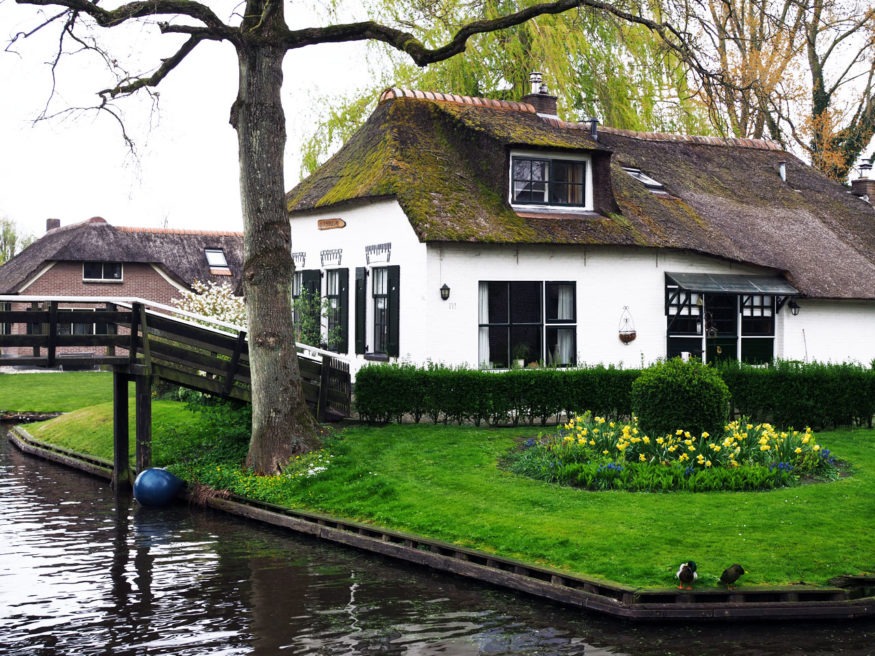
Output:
top-left (521, 71), bottom-right (558, 117)
top-left (850, 157), bottom-right (875, 203)
top-left (46, 218), bottom-right (61, 232)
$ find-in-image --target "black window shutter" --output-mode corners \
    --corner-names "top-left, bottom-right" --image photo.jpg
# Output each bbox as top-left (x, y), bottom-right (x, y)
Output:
top-left (387, 265), bottom-right (400, 357)
top-left (302, 269), bottom-right (321, 296)
top-left (338, 268), bottom-right (349, 353)
top-left (355, 267), bottom-right (366, 354)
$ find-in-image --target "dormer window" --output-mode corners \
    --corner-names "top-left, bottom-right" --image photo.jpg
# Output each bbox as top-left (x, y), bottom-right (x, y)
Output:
top-left (510, 151), bottom-right (592, 210)
top-left (205, 248), bottom-right (231, 276)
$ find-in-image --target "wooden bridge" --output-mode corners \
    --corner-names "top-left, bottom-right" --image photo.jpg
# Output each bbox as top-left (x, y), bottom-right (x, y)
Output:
top-left (0, 295), bottom-right (351, 489)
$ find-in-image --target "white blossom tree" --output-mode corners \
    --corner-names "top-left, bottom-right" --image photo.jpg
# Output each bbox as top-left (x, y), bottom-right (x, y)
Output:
top-left (171, 280), bottom-right (247, 329)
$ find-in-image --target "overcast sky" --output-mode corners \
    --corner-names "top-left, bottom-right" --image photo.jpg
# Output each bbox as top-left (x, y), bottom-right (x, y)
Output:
top-left (0, 1), bottom-right (373, 240)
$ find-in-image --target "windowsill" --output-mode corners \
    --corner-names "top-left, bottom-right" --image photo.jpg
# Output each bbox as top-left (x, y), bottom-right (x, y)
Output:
top-left (513, 207), bottom-right (599, 219)
top-left (363, 352), bottom-right (390, 362)
top-left (82, 279), bottom-right (124, 284)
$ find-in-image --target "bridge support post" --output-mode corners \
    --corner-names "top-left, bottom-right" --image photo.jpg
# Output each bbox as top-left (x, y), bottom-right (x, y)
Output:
top-left (135, 374), bottom-right (152, 472)
top-left (112, 371), bottom-right (132, 492)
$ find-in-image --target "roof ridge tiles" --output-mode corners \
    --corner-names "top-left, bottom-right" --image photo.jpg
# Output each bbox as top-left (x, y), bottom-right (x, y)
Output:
top-left (379, 87), bottom-right (538, 114)
top-left (597, 125), bottom-right (783, 151)
top-left (378, 87), bottom-right (783, 151)
top-left (115, 226), bottom-right (244, 236)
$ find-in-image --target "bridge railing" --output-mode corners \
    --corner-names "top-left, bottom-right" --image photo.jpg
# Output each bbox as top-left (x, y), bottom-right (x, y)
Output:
top-left (0, 295), bottom-right (351, 420)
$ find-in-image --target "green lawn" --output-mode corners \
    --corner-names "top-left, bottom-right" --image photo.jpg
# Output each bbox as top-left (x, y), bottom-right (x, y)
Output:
top-left (0, 371), bottom-right (124, 413)
top-left (4, 371), bottom-right (873, 590)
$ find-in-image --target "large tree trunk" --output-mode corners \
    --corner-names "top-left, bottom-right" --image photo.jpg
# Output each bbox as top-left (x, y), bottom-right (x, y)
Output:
top-left (232, 35), bottom-right (321, 475)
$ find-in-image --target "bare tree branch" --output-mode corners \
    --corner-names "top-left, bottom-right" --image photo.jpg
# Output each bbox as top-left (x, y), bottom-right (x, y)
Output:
top-left (101, 33), bottom-right (209, 97)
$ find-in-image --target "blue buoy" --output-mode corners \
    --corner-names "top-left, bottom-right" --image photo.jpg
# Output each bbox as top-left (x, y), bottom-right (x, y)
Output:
top-left (133, 468), bottom-right (185, 507)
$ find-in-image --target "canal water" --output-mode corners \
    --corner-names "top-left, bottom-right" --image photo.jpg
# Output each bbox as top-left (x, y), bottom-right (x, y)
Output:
top-left (2, 432), bottom-right (874, 655)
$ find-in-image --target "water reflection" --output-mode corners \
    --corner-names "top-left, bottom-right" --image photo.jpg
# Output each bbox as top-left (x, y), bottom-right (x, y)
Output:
top-left (2, 430), bottom-right (874, 655)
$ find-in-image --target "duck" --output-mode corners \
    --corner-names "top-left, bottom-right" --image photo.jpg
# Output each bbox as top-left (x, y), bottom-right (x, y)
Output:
top-left (676, 561), bottom-right (698, 590)
top-left (720, 564), bottom-right (745, 588)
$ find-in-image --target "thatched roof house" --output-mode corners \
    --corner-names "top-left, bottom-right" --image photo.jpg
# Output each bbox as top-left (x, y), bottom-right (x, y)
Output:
top-left (285, 83), bottom-right (874, 370)
top-left (0, 217), bottom-right (243, 302)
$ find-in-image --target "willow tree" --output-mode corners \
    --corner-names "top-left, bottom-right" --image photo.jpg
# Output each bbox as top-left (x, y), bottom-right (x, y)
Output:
top-left (302, 0), bottom-right (712, 174)
top-left (9, 0), bottom-right (701, 474)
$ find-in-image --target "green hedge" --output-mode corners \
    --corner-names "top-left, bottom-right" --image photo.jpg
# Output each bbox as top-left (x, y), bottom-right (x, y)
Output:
top-left (354, 360), bottom-right (875, 430)
top-left (716, 361), bottom-right (875, 430)
top-left (354, 364), bottom-right (638, 426)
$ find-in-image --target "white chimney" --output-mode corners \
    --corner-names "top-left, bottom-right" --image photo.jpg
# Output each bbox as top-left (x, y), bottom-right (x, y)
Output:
top-left (529, 71), bottom-right (543, 95)
top-left (779, 161), bottom-right (787, 182)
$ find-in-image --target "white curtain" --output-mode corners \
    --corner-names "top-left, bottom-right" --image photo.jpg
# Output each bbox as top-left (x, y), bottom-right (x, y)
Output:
top-left (478, 283), bottom-right (491, 367)
top-left (557, 284), bottom-right (573, 320)
top-left (555, 328), bottom-right (574, 365)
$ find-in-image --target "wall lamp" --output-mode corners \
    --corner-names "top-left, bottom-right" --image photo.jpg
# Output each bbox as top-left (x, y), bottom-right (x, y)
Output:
top-left (440, 284), bottom-right (451, 301)
top-left (789, 299), bottom-right (801, 316)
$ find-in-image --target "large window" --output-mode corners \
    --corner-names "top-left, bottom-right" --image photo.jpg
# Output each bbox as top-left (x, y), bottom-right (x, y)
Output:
top-left (479, 281), bottom-right (576, 369)
top-left (83, 262), bottom-right (122, 282)
top-left (511, 155), bottom-right (588, 207)
top-left (665, 279), bottom-right (775, 364)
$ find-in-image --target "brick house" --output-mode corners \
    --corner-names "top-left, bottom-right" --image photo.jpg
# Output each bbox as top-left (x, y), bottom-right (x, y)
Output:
top-left (0, 217), bottom-right (243, 360)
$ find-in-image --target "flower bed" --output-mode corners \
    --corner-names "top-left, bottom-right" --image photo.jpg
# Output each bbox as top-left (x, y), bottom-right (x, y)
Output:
top-left (505, 411), bottom-right (842, 492)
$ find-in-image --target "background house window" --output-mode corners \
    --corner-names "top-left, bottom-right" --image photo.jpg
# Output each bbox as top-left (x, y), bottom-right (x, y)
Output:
top-left (56, 308), bottom-right (109, 336)
top-left (479, 281), bottom-right (576, 368)
top-left (205, 248), bottom-right (231, 275)
top-left (83, 262), bottom-right (122, 281)
top-left (511, 156), bottom-right (586, 207)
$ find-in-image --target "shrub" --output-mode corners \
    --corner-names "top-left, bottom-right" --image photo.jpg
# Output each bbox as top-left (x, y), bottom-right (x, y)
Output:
top-left (631, 358), bottom-right (730, 438)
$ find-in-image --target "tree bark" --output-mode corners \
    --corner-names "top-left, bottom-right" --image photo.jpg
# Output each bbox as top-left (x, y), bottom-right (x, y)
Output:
top-left (232, 31), bottom-right (321, 475)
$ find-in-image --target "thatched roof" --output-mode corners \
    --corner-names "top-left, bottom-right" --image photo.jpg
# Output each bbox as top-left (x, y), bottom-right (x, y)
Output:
top-left (0, 217), bottom-right (244, 294)
top-left (287, 89), bottom-right (875, 300)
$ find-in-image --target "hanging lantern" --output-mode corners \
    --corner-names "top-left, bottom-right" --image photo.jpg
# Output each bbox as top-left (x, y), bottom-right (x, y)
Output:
top-left (618, 306), bottom-right (637, 344)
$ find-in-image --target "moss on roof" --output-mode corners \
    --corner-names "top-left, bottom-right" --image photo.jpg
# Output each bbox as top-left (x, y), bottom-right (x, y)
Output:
top-left (287, 92), bottom-right (875, 300)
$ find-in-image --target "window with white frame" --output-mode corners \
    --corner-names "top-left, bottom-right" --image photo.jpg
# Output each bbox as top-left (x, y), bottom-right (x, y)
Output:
top-left (510, 153), bottom-right (590, 209)
top-left (372, 267), bottom-right (390, 355)
top-left (478, 281), bottom-right (576, 369)
top-left (83, 262), bottom-right (122, 282)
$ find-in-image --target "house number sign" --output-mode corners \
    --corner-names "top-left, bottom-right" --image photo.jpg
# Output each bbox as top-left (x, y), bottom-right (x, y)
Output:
top-left (318, 218), bottom-right (347, 230)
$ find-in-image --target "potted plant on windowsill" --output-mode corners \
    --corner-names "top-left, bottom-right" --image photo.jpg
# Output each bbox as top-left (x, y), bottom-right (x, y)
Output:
top-left (512, 344), bottom-right (530, 369)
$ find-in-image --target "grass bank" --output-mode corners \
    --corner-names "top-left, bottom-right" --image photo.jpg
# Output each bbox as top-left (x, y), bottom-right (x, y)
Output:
top-left (18, 400), bottom-right (875, 590)
top-left (0, 371), bottom-right (126, 413)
